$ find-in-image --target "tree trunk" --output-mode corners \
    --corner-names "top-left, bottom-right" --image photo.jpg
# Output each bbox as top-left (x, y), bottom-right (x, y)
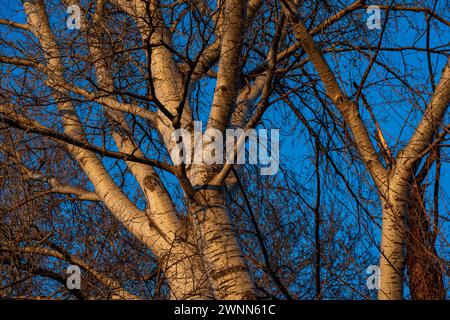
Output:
top-left (378, 179), bottom-right (408, 300)
top-left (379, 174), bottom-right (446, 300)
top-left (189, 188), bottom-right (255, 299)
top-left (188, 164), bottom-right (255, 299)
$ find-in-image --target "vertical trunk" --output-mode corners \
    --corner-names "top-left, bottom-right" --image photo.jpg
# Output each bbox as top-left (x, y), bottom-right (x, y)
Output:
top-left (188, 165), bottom-right (255, 299)
top-left (379, 174), bottom-right (446, 300)
top-left (406, 183), bottom-right (445, 300)
top-left (189, 189), bottom-right (255, 299)
top-left (378, 179), bottom-right (408, 300)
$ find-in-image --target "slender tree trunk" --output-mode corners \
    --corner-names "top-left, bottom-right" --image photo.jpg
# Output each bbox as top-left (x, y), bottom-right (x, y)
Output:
top-left (378, 178), bottom-right (409, 300)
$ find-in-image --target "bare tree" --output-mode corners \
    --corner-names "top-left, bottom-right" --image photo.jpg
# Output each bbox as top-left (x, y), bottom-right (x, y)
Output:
top-left (0, 0), bottom-right (449, 300)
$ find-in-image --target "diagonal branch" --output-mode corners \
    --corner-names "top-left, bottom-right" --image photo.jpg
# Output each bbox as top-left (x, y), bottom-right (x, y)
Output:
top-left (399, 58), bottom-right (450, 173)
top-left (282, 0), bottom-right (388, 188)
top-left (0, 103), bottom-right (175, 173)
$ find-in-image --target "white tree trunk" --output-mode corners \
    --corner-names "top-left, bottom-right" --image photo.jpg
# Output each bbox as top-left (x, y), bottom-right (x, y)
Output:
top-left (378, 180), bottom-right (408, 300)
top-left (190, 187), bottom-right (255, 299)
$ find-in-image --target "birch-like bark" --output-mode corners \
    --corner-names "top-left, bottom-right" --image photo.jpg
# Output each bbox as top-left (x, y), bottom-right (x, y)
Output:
top-left (23, 0), bottom-right (210, 299)
top-left (377, 177), bottom-right (409, 300)
top-left (189, 188), bottom-right (255, 299)
top-left (378, 59), bottom-right (450, 300)
top-left (207, 0), bottom-right (248, 133)
top-left (284, 0), bottom-right (450, 299)
top-left (86, 1), bottom-right (211, 299)
top-left (114, 0), bottom-right (255, 298)
top-left (189, 0), bottom-right (255, 299)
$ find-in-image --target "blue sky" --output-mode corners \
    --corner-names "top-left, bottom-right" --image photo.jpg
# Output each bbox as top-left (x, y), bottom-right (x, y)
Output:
top-left (1, 0), bottom-right (449, 298)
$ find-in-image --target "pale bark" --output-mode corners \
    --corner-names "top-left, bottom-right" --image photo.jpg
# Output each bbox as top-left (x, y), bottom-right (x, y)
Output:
top-left (3, 0), bottom-right (447, 301)
top-left (187, 0), bottom-right (256, 298)
top-left (88, 2), bottom-right (211, 299)
top-left (378, 179), bottom-right (409, 300)
top-left (185, 0), bottom-right (264, 82)
top-left (23, 0), bottom-right (210, 299)
top-left (115, 0), bottom-right (255, 298)
top-left (190, 188), bottom-right (255, 299)
top-left (207, 0), bottom-right (248, 133)
top-left (283, 1), bottom-right (388, 188)
top-left (379, 59), bottom-right (450, 299)
top-left (283, 0), bottom-right (450, 300)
